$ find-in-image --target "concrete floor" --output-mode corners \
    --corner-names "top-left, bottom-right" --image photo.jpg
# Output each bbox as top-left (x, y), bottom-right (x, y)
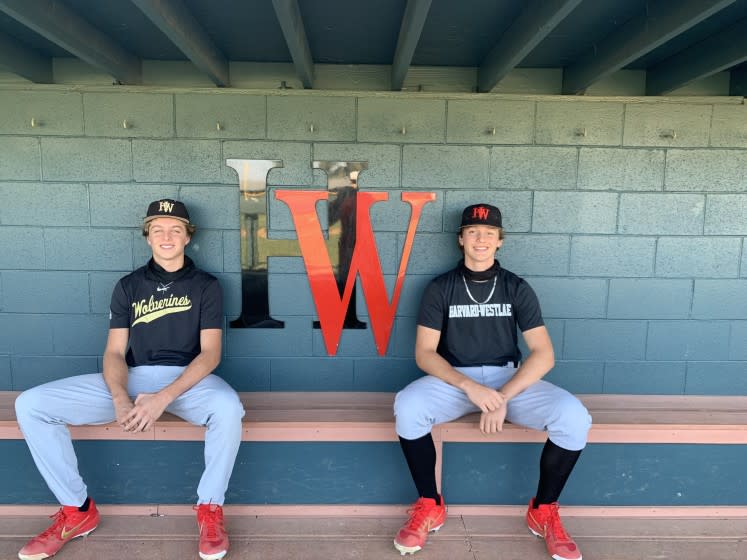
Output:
top-left (2, 513), bottom-right (747, 560)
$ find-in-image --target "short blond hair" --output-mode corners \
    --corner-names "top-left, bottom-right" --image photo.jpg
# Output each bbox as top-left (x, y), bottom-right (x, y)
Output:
top-left (142, 220), bottom-right (196, 238)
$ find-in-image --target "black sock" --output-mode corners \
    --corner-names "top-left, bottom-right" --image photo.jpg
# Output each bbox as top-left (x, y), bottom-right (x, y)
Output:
top-left (78, 497), bottom-right (91, 512)
top-left (534, 439), bottom-right (582, 507)
top-left (399, 434), bottom-right (440, 504)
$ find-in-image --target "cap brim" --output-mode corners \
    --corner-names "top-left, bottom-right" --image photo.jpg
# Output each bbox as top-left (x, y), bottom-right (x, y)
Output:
top-left (143, 215), bottom-right (191, 224)
top-left (459, 222), bottom-right (501, 229)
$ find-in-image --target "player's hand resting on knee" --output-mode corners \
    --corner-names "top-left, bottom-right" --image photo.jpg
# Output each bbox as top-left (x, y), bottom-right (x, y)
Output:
top-left (121, 392), bottom-right (171, 432)
top-left (113, 397), bottom-right (134, 427)
top-left (480, 405), bottom-right (507, 434)
top-left (463, 380), bottom-right (506, 413)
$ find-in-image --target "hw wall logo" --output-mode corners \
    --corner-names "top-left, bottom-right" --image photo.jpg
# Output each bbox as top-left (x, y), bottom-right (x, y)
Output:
top-left (227, 159), bottom-right (435, 356)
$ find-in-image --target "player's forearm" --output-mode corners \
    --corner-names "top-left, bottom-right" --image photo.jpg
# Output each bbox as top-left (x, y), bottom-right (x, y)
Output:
top-left (102, 352), bottom-right (130, 403)
top-left (158, 348), bottom-right (221, 404)
top-left (500, 346), bottom-right (554, 401)
top-left (416, 348), bottom-right (476, 391)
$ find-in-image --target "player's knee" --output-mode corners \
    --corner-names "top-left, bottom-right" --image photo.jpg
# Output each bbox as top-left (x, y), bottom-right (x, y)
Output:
top-left (210, 391), bottom-right (245, 423)
top-left (543, 393), bottom-right (591, 445)
top-left (554, 395), bottom-right (592, 446)
top-left (562, 394), bottom-right (590, 427)
top-left (393, 388), bottom-right (422, 420)
top-left (393, 389), bottom-right (430, 438)
top-left (14, 388), bottom-right (43, 422)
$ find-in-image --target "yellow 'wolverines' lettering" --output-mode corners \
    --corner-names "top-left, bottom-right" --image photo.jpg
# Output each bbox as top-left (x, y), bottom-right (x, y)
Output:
top-left (132, 294), bottom-right (192, 326)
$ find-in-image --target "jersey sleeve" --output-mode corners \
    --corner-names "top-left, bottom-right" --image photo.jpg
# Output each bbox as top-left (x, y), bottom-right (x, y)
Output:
top-left (109, 279), bottom-right (131, 329)
top-left (417, 280), bottom-right (445, 331)
top-left (200, 277), bottom-right (224, 330)
top-left (514, 279), bottom-right (544, 332)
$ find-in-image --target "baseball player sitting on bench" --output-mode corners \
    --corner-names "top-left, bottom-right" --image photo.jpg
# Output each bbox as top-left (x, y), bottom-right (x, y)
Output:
top-left (15, 199), bottom-right (244, 560)
top-left (393, 203), bottom-right (592, 560)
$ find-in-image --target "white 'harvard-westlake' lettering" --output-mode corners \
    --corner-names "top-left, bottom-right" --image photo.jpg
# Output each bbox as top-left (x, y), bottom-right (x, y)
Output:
top-left (448, 303), bottom-right (512, 318)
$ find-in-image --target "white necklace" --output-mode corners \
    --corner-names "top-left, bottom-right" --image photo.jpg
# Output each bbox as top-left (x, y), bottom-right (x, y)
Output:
top-left (461, 274), bottom-right (496, 305)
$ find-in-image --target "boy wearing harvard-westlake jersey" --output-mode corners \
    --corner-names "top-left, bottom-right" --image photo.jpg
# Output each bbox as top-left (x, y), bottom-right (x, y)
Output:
top-left (15, 200), bottom-right (244, 560)
top-left (393, 204), bottom-right (591, 560)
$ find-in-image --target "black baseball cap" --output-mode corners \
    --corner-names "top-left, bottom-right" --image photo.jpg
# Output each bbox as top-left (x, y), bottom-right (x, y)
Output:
top-left (460, 203), bottom-right (502, 229)
top-left (144, 199), bottom-right (191, 224)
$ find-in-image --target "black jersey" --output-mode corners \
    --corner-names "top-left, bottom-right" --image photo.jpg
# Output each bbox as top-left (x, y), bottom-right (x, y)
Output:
top-left (109, 257), bottom-right (223, 367)
top-left (417, 260), bottom-right (544, 367)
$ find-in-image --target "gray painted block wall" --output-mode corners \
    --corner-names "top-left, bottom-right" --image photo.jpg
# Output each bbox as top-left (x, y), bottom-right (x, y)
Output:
top-left (0, 89), bottom-right (744, 395)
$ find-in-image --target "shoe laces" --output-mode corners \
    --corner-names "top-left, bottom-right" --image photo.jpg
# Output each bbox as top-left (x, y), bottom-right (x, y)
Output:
top-left (37, 509), bottom-right (67, 540)
top-left (545, 503), bottom-right (572, 543)
top-left (195, 505), bottom-right (223, 540)
top-left (404, 499), bottom-right (436, 532)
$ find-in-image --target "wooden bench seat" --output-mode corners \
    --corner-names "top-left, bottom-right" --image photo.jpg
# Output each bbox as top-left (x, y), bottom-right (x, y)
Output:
top-left (2, 391), bottom-right (746, 444)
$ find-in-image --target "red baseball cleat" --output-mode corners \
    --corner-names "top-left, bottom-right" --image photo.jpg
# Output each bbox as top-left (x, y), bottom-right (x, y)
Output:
top-left (195, 504), bottom-right (229, 560)
top-left (393, 496), bottom-right (447, 555)
top-left (18, 499), bottom-right (99, 560)
top-left (526, 498), bottom-right (582, 560)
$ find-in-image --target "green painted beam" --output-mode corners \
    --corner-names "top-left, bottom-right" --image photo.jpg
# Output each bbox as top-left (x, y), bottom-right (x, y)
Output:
top-left (730, 63), bottom-right (747, 96)
top-left (0, 0), bottom-right (141, 84)
top-left (272, 0), bottom-right (314, 89)
top-left (131, 0), bottom-right (229, 87)
top-left (647, 18), bottom-right (747, 95)
top-left (0, 29), bottom-right (52, 83)
top-left (391, 0), bottom-right (432, 91)
top-left (563, 0), bottom-right (735, 95)
top-left (478, 0), bottom-right (582, 93)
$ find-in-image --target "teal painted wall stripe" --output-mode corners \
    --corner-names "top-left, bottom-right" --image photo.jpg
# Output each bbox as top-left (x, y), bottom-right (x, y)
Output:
top-left (5, 441), bottom-right (415, 504)
top-left (5, 440), bottom-right (745, 505)
top-left (443, 442), bottom-right (747, 505)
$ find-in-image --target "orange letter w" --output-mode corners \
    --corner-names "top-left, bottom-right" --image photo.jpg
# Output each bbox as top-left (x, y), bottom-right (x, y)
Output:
top-left (275, 191), bottom-right (435, 356)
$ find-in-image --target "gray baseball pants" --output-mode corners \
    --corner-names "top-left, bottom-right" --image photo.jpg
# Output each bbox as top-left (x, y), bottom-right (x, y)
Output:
top-left (14, 365), bottom-right (245, 507)
top-left (394, 365), bottom-right (591, 451)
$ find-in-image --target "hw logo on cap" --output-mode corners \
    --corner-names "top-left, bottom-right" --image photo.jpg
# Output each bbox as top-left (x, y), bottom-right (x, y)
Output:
top-left (460, 203), bottom-right (502, 229)
top-left (144, 199), bottom-right (191, 224)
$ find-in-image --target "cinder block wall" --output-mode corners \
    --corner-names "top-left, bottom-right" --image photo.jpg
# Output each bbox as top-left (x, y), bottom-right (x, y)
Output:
top-left (1, 87), bottom-right (745, 396)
